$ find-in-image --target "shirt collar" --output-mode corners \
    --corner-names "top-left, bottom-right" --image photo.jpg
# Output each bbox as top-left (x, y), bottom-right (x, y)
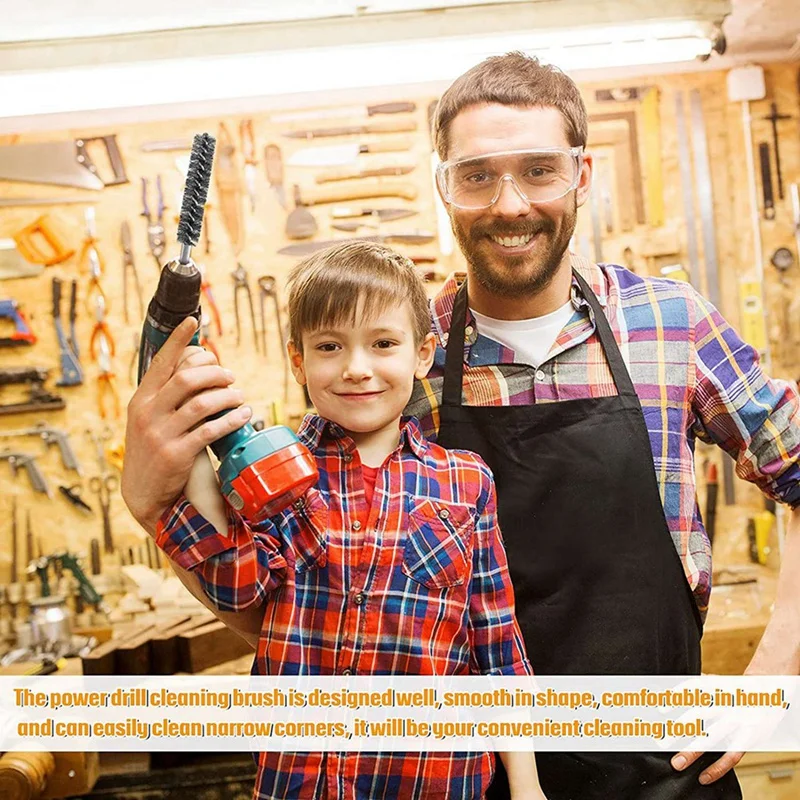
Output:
top-left (430, 252), bottom-right (608, 349)
top-left (297, 413), bottom-right (429, 460)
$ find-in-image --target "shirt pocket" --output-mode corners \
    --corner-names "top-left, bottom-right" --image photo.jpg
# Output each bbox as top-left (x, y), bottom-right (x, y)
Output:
top-left (402, 498), bottom-right (474, 589)
top-left (290, 487), bottom-right (329, 573)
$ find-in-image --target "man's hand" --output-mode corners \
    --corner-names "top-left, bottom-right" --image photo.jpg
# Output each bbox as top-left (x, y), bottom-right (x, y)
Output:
top-left (121, 317), bottom-right (252, 533)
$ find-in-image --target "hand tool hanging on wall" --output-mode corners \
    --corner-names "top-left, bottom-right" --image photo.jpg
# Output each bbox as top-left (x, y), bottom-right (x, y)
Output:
top-left (231, 263), bottom-right (260, 353)
top-left (137, 132), bottom-right (319, 521)
top-left (140, 139), bottom-right (193, 152)
top-left (0, 239), bottom-right (43, 280)
top-left (141, 176), bottom-right (167, 269)
top-left (80, 209), bottom-right (109, 320)
top-left (0, 422), bottom-right (81, 475)
top-left (0, 299), bottom-right (36, 346)
top-left (0, 367), bottom-right (65, 415)
top-left (271, 101), bottom-right (416, 124)
top-left (690, 87), bottom-right (735, 505)
top-left (315, 162), bottom-right (415, 183)
top-left (51, 277), bottom-right (83, 386)
top-left (68, 279), bottom-right (79, 359)
top-left (58, 485), bottom-right (92, 513)
top-left (769, 246), bottom-right (795, 365)
top-left (763, 102), bottom-right (791, 200)
top-left (278, 231), bottom-right (435, 256)
top-left (283, 118), bottom-right (416, 139)
top-left (0, 135), bottom-right (127, 189)
top-left (330, 207), bottom-right (417, 222)
top-left (265, 144), bottom-right (287, 208)
top-left (215, 122), bottom-right (245, 254)
top-left (120, 221), bottom-right (144, 324)
top-left (90, 295), bottom-right (119, 419)
top-left (296, 181), bottom-right (417, 206)
top-left (240, 120), bottom-right (258, 213)
top-left (674, 92), bottom-right (702, 289)
top-left (286, 185), bottom-right (318, 240)
top-left (90, 474), bottom-right (118, 554)
top-left (0, 196), bottom-right (92, 207)
top-left (258, 275), bottom-right (291, 406)
top-left (0, 451), bottom-right (50, 496)
top-left (688, 90), bottom-right (723, 310)
top-left (287, 137), bottom-right (414, 167)
top-left (12, 215), bottom-right (75, 266)
top-left (758, 143), bottom-right (776, 221)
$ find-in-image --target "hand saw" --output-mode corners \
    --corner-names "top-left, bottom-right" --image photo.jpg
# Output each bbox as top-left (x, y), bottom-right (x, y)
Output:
top-left (0, 135), bottom-right (127, 190)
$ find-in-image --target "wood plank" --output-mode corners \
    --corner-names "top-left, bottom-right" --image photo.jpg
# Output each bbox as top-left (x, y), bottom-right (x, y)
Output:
top-left (177, 621), bottom-right (254, 674)
top-left (150, 617), bottom-right (220, 675)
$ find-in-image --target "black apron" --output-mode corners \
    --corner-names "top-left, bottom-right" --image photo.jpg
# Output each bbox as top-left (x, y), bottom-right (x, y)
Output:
top-left (437, 274), bottom-right (741, 800)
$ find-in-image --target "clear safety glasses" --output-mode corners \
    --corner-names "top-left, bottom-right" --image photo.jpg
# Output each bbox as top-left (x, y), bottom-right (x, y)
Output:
top-left (436, 146), bottom-right (584, 210)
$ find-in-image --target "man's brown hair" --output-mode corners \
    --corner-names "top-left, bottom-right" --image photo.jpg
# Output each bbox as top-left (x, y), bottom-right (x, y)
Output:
top-left (287, 240), bottom-right (431, 352)
top-left (432, 51), bottom-right (588, 160)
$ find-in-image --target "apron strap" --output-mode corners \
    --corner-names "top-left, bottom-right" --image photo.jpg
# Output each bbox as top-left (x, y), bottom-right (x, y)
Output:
top-left (571, 269), bottom-right (638, 399)
top-left (442, 269), bottom-right (638, 407)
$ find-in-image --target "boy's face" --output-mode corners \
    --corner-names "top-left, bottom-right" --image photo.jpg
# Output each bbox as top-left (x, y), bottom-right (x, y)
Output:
top-left (289, 299), bottom-right (435, 439)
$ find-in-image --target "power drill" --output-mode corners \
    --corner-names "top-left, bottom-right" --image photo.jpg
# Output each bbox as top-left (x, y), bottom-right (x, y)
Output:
top-left (137, 133), bottom-right (318, 521)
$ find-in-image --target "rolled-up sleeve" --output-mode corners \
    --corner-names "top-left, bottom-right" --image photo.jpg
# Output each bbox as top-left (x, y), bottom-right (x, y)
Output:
top-left (690, 289), bottom-right (800, 508)
top-left (468, 465), bottom-right (532, 676)
top-left (155, 497), bottom-right (288, 611)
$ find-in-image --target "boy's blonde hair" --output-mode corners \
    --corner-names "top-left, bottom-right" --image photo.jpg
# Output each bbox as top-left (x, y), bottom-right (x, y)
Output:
top-left (287, 241), bottom-right (431, 352)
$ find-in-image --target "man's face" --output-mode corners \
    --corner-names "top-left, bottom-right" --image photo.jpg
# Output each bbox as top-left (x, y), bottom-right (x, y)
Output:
top-left (442, 104), bottom-right (592, 299)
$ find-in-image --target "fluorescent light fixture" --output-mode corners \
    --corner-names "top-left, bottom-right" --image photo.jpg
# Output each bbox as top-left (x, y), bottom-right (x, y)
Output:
top-left (0, 20), bottom-right (713, 118)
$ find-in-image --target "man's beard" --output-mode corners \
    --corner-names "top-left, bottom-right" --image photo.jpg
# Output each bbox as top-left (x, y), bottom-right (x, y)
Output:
top-left (452, 195), bottom-right (577, 299)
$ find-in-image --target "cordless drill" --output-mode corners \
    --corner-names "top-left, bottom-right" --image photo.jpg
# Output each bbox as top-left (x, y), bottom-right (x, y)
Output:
top-left (138, 133), bottom-right (317, 521)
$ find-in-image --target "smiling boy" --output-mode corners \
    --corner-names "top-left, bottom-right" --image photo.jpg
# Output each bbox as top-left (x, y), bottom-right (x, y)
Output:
top-left (122, 241), bottom-right (543, 800)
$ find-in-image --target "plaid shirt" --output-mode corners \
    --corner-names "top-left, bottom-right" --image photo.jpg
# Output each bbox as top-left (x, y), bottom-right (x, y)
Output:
top-left (406, 255), bottom-right (800, 619)
top-left (156, 414), bottom-right (531, 800)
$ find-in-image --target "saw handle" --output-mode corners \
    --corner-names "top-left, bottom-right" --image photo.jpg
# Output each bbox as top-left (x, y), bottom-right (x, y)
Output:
top-left (297, 181), bottom-right (418, 206)
top-left (76, 136), bottom-right (128, 186)
top-left (316, 165), bottom-right (414, 183)
top-left (13, 216), bottom-right (75, 266)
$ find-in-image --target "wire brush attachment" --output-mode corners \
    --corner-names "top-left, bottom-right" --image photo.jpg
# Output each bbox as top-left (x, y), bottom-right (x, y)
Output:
top-left (177, 132), bottom-right (216, 256)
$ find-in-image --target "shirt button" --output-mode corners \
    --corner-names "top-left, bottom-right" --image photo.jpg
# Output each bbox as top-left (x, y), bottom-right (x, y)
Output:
top-left (438, 508), bottom-right (450, 520)
top-left (343, 453), bottom-right (353, 463)
top-left (535, 369), bottom-right (546, 381)
top-left (341, 668), bottom-right (352, 676)
top-left (353, 593), bottom-right (365, 605)
top-left (352, 520), bottom-right (362, 531)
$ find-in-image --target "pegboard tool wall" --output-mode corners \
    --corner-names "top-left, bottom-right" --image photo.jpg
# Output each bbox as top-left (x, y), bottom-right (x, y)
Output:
top-left (0, 60), bottom-right (798, 573)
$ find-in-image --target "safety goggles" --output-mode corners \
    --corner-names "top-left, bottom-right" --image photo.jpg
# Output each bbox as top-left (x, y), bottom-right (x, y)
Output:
top-left (436, 146), bottom-right (584, 210)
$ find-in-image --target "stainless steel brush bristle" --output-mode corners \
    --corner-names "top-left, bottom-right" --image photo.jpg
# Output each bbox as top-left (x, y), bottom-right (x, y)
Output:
top-left (177, 133), bottom-right (216, 256)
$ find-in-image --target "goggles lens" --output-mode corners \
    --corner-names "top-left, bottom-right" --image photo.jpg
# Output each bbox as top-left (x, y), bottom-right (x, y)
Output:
top-left (439, 147), bottom-right (583, 209)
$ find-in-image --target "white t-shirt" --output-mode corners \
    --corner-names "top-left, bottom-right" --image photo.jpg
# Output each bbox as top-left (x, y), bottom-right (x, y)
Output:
top-left (470, 302), bottom-right (574, 368)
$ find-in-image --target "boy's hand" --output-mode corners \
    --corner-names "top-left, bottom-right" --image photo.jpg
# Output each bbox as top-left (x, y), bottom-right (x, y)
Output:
top-left (121, 317), bottom-right (252, 533)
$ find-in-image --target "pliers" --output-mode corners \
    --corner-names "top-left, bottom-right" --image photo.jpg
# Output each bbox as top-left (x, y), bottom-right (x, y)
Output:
top-left (231, 263), bottom-right (259, 353)
top-left (140, 176), bottom-right (166, 269)
top-left (120, 221), bottom-right (144, 324)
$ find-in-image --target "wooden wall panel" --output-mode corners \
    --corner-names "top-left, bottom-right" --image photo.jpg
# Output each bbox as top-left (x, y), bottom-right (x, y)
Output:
top-left (0, 61), bottom-right (798, 575)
